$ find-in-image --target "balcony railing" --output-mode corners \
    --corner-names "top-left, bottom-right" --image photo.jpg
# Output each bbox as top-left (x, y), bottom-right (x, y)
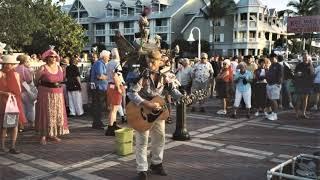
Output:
top-left (107, 42), bottom-right (116, 46)
top-left (109, 29), bottom-right (118, 35)
top-left (249, 38), bottom-right (256, 42)
top-left (95, 30), bottom-right (105, 36)
top-left (123, 28), bottom-right (135, 34)
top-left (154, 26), bottom-right (168, 33)
top-left (78, 18), bottom-right (89, 23)
top-left (249, 21), bottom-right (257, 28)
top-left (239, 20), bottom-right (247, 28)
top-left (233, 38), bottom-right (247, 42)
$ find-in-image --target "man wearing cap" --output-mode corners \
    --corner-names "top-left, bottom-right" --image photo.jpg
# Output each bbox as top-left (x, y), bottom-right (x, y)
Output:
top-left (90, 50), bottom-right (110, 129)
top-left (266, 54), bottom-right (283, 121)
top-left (127, 50), bottom-right (183, 180)
top-left (191, 52), bottom-right (213, 112)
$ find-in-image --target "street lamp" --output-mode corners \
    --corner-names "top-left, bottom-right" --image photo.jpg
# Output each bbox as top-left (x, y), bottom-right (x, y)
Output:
top-left (187, 27), bottom-right (201, 59)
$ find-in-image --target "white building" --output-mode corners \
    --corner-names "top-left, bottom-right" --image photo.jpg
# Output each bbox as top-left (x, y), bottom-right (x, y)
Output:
top-left (68, 0), bottom-right (208, 50)
top-left (182, 0), bottom-right (287, 56)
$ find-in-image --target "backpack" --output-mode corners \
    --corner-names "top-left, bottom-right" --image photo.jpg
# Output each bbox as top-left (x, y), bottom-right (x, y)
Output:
top-left (283, 62), bottom-right (294, 80)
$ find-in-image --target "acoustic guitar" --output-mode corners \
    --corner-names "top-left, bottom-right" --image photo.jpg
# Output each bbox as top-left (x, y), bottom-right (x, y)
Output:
top-left (126, 90), bottom-right (207, 132)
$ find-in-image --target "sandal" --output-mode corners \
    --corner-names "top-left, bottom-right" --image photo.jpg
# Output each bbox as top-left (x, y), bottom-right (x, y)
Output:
top-left (40, 137), bottom-right (47, 145)
top-left (9, 148), bottom-right (20, 154)
top-left (49, 137), bottom-right (61, 143)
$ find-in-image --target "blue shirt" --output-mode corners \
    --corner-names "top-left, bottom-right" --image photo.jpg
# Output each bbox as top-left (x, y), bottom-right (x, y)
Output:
top-left (91, 59), bottom-right (108, 91)
top-left (234, 70), bottom-right (253, 92)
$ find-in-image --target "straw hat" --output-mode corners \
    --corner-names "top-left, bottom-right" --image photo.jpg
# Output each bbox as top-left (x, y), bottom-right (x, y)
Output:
top-left (0, 55), bottom-right (19, 64)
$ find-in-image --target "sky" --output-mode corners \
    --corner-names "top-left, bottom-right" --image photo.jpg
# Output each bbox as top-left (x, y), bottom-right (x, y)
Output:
top-left (55, 0), bottom-right (292, 11)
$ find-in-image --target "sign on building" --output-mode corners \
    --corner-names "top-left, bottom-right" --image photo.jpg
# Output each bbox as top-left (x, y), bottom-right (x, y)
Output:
top-left (287, 16), bottom-right (320, 33)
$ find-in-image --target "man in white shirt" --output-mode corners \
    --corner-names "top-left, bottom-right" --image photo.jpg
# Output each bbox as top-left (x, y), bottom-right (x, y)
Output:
top-left (191, 53), bottom-right (213, 112)
top-left (176, 58), bottom-right (193, 94)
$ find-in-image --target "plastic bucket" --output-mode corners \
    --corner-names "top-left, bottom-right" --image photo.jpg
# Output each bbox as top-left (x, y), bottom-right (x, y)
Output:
top-left (115, 128), bottom-right (134, 156)
top-left (115, 128), bottom-right (133, 143)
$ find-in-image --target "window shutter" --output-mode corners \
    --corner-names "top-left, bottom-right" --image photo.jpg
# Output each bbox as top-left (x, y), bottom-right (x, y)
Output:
top-left (220, 34), bottom-right (224, 42)
top-left (221, 18), bottom-right (225, 26)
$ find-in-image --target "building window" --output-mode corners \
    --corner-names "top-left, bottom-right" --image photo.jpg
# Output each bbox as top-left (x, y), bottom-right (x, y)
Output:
top-left (80, 12), bottom-right (88, 18)
top-left (110, 22), bottom-right (119, 29)
top-left (124, 21), bottom-right (134, 28)
top-left (258, 32), bottom-right (261, 38)
top-left (214, 34), bottom-right (224, 42)
top-left (240, 13), bottom-right (247, 20)
top-left (121, 7), bottom-right (127, 16)
top-left (96, 37), bottom-right (105, 44)
top-left (160, 4), bottom-right (167, 11)
top-left (156, 19), bottom-right (168, 26)
top-left (114, 9), bottom-right (120, 16)
top-left (128, 7), bottom-right (134, 16)
top-left (106, 8), bottom-right (113, 16)
top-left (214, 18), bottom-right (225, 26)
top-left (96, 23), bottom-right (105, 30)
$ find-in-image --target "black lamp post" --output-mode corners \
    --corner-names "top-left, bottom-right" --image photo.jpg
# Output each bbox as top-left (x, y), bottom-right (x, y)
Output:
top-left (172, 102), bottom-right (190, 141)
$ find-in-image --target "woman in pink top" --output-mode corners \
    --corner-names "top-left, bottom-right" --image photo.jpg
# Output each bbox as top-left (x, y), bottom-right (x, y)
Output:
top-left (35, 49), bottom-right (69, 145)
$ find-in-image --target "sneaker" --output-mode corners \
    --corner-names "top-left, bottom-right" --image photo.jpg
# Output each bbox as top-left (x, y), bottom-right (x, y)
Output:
top-left (264, 112), bottom-right (269, 116)
top-left (273, 113), bottom-right (278, 120)
top-left (311, 105), bottom-right (318, 111)
top-left (150, 163), bottom-right (167, 176)
top-left (137, 171), bottom-right (148, 180)
top-left (217, 110), bottom-right (227, 115)
top-left (267, 113), bottom-right (276, 121)
top-left (254, 112), bottom-right (260, 117)
top-left (289, 102), bottom-right (294, 109)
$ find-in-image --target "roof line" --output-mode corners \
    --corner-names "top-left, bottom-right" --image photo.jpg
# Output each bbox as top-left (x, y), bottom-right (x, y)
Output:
top-left (170, 0), bottom-right (190, 18)
top-left (181, 15), bottom-right (203, 33)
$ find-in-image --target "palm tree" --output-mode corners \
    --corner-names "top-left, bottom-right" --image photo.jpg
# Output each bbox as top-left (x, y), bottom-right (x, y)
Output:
top-left (287, 0), bottom-right (318, 16)
top-left (204, 0), bottom-right (236, 52)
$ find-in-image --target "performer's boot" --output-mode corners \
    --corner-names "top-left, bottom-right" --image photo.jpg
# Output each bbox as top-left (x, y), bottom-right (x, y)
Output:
top-left (150, 163), bottom-right (167, 176)
top-left (105, 122), bottom-right (121, 136)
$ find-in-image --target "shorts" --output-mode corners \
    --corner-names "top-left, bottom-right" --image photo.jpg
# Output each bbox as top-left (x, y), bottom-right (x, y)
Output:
top-left (106, 84), bottom-right (123, 106)
top-left (234, 88), bottom-right (252, 108)
top-left (192, 80), bottom-right (208, 92)
top-left (314, 83), bottom-right (320, 93)
top-left (266, 84), bottom-right (281, 100)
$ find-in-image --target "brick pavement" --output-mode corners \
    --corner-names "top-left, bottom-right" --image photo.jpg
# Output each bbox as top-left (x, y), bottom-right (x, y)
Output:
top-left (0, 98), bottom-right (319, 180)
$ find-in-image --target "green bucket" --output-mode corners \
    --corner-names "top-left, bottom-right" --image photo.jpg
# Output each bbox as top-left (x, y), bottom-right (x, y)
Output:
top-left (116, 141), bottom-right (133, 156)
top-left (115, 128), bottom-right (134, 143)
top-left (115, 128), bottom-right (134, 156)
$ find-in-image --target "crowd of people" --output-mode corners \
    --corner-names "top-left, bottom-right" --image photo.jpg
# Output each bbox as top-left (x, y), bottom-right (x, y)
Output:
top-left (0, 46), bottom-right (319, 179)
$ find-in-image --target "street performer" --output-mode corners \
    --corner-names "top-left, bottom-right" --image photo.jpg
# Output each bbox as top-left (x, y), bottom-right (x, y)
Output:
top-left (127, 50), bottom-right (182, 180)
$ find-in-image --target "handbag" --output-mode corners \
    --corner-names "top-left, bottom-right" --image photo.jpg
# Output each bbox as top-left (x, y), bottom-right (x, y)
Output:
top-left (21, 66), bottom-right (38, 101)
top-left (22, 81), bottom-right (38, 101)
top-left (2, 94), bottom-right (19, 128)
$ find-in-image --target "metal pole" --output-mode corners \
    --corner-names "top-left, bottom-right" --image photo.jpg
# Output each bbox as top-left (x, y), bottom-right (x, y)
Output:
top-left (172, 102), bottom-right (190, 141)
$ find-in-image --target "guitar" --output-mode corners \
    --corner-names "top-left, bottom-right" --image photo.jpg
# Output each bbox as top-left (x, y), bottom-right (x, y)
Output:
top-left (126, 90), bottom-right (207, 132)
